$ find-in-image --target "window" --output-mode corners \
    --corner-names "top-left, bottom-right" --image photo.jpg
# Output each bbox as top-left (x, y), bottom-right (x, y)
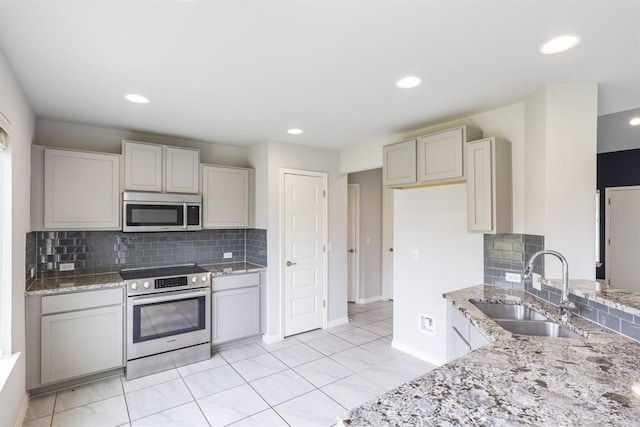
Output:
top-left (0, 126), bottom-right (10, 357)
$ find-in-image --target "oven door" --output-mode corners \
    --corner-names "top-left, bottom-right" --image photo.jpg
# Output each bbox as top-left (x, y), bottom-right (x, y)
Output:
top-left (123, 201), bottom-right (187, 232)
top-left (127, 288), bottom-right (211, 360)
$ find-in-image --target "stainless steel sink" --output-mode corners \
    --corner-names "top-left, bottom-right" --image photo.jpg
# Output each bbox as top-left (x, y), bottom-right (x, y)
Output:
top-left (494, 319), bottom-right (583, 339)
top-left (471, 302), bottom-right (547, 321)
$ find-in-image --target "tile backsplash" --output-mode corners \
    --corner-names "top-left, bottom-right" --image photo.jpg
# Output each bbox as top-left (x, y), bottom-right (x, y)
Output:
top-left (484, 234), bottom-right (544, 288)
top-left (26, 228), bottom-right (267, 279)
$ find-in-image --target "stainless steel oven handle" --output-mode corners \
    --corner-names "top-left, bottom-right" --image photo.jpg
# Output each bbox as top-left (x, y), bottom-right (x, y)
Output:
top-left (129, 288), bottom-right (209, 305)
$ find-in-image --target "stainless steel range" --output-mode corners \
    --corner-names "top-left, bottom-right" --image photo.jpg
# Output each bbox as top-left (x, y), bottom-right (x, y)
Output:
top-left (122, 264), bottom-right (211, 380)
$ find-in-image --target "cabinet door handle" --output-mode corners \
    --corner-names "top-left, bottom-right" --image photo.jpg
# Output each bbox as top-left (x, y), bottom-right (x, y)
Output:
top-left (389, 248), bottom-right (394, 252)
top-left (286, 261), bottom-right (297, 267)
top-left (348, 249), bottom-right (355, 253)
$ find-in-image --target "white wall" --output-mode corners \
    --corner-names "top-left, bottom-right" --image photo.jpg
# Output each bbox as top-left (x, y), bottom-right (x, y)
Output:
top-left (35, 118), bottom-right (249, 167)
top-left (0, 51), bottom-right (35, 427)
top-left (543, 83), bottom-right (598, 279)
top-left (247, 142), bottom-right (268, 229)
top-left (393, 184), bottom-right (483, 366)
top-left (524, 89), bottom-right (547, 235)
top-left (348, 168), bottom-right (383, 301)
top-left (262, 141), bottom-right (347, 340)
top-left (597, 108), bottom-right (640, 154)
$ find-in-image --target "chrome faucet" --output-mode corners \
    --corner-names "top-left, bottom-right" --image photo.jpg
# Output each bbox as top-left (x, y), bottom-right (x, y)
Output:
top-left (522, 250), bottom-right (576, 322)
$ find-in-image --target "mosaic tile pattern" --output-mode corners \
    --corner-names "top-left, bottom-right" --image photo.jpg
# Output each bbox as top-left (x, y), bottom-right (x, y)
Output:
top-left (484, 234), bottom-right (544, 288)
top-left (246, 228), bottom-right (267, 267)
top-left (27, 229), bottom-right (267, 279)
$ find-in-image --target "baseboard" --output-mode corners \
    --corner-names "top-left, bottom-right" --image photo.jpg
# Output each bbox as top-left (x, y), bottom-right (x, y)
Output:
top-left (355, 295), bottom-right (384, 304)
top-left (261, 333), bottom-right (282, 344)
top-left (391, 340), bottom-right (446, 367)
top-left (326, 317), bottom-right (349, 328)
top-left (14, 393), bottom-right (29, 427)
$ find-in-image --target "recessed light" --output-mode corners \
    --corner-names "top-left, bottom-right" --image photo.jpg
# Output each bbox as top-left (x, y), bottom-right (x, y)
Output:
top-left (632, 384), bottom-right (640, 395)
top-left (287, 128), bottom-right (303, 135)
top-left (629, 117), bottom-right (640, 126)
top-left (396, 76), bottom-right (422, 89)
top-left (540, 34), bottom-right (582, 54)
top-left (124, 94), bottom-right (150, 104)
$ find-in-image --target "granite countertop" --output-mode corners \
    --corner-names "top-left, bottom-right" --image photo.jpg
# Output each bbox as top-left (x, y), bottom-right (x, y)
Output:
top-left (201, 262), bottom-right (266, 276)
top-left (542, 278), bottom-right (640, 317)
top-left (25, 262), bottom-right (266, 295)
top-left (343, 285), bottom-right (640, 426)
top-left (25, 273), bottom-right (125, 295)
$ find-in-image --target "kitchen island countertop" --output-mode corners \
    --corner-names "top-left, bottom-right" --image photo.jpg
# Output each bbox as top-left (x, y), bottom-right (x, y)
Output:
top-left (342, 284), bottom-right (640, 426)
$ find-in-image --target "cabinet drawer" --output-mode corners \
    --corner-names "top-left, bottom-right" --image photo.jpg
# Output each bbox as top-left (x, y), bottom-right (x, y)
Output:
top-left (450, 305), bottom-right (470, 339)
top-left (212, 273), bottom-right (260, 291)
top-left (42, 288), bottom-right (123, 314)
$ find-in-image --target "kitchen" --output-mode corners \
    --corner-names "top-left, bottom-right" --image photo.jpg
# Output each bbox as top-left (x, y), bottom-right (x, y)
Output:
top-left (2, 1), bottom-right (640, 426)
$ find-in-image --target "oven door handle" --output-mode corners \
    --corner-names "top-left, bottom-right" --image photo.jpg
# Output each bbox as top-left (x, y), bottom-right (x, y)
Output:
top-left (129, 289), bottom-right (209, 305)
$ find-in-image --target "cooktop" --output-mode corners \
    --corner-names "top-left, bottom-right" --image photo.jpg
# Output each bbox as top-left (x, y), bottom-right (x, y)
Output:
top-left (120, 264), bottom-right (208, 280)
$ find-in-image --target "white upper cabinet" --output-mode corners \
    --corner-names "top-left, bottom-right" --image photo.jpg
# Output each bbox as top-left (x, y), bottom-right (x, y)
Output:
top-left (383, 139), bottom-right (417, 187)
top-left (466, 137), bottom-right (512, 234)
top-left (44, 148), bottom-right (121, 230)
top-left (123, 140), bottom-right (200, 193)
top-left (201, 165), bottom-right (250, 228)
top-left (165, 146), bottom-right (200, 193)
top-left (123, 141), bottom-right (162, 192)
top-left (384, 125), bottom-right (482, 188)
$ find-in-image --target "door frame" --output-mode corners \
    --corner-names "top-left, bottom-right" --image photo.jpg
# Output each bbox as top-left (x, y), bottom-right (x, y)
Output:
top-left (279, 168), bottom-right (329, 337)
top-left (382, 187), bottom-right (394, 300)
top-left (347, 184), bottom-right (360, 303)
top-left (605, 185), bottom-right (640, 285)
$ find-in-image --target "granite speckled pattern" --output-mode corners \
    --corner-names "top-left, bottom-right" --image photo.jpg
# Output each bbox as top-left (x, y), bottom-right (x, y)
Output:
top-left (201, 262), bottom-right (266, 276)
top-left (25, 262), bottom-right (266, 295)
top-left (542, 278), bottom-right (640, 317)
top-left (25, 273), bottom-right (125, 295)
top-left (343, 285), bottom-right (640, 426)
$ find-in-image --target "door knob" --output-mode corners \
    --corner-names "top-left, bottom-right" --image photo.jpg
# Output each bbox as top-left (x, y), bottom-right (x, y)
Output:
top-left (286, 261), bottom-right (297, 267)
top-left (348, 249), bottom-right (355, 253)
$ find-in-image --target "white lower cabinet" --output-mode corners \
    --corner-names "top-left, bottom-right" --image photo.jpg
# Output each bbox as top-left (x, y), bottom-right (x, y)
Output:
top-left (27, 287), bottom-right (125, 389)
top-left (211, 273), bottom-right (262, 345)
top-left (41, 305), bottom-right (124, 384)
top-left (447, 300), bottom-right (490, 362)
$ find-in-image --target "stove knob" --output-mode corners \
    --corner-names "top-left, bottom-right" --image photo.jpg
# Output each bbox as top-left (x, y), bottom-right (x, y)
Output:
top-left (143, 281), bottom-right (151, 289)
top-left (191, 276), bottom-right (197, 284)
top-left (130, 282), bottom-right (139, 290)
top-left (201, 275), bottom-right (209, 282)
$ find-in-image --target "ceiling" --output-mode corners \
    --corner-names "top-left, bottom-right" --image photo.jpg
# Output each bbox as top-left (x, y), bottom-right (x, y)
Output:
top-left (1, 0), bottom-right (638, 150)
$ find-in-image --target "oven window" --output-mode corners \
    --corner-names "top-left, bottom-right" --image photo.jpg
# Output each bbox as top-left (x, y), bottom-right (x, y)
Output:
top-left (126, 204), bottom-right (184, 226)
top-left (132, 296), bottom-right (206, 343)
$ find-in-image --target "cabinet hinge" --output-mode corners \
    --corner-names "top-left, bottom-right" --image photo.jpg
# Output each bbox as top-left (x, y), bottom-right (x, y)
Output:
top-left (323, 190), bottom-right (326, 198)
top-left (323, 245), bottom-right (326, 253)
top-left (608, 198), bottom-right (611, 205)
top-left (323, 300), bottom-right (326, 308)
top-left (608, 238), bottom-right (611, 245)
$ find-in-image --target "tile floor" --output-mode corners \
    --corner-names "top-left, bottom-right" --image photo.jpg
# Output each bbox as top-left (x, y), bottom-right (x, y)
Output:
top-left (24, 300), bottom-right (436, 427)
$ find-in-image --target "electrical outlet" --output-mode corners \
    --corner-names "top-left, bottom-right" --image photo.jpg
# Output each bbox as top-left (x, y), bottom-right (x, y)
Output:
top-left (59, 263), bottom-right (75, 272)
top-left (419, 314), bottom-right (435, 334)
top-left (412, 249), bottom-right (419, 260)
top-left (223, 252), bottom-right (232, 259)
top-left (532, 273), bottom-right (542, 291)
top-left (505, 272), bottom-right (522, 283)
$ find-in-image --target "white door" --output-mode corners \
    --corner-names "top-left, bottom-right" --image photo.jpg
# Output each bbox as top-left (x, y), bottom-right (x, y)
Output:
top-left (283, 172), bottom-right (326, 337)
top-left (347, 184), bottom-right (359, 303)
top-left (382, 188), bottom-right (394, 300)
top-left (606, 186), bottom-right (640, 291)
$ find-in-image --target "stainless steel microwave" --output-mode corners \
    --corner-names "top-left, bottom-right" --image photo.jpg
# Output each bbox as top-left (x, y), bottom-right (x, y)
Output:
top-left (123, 192), bottom-right (202, 232)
